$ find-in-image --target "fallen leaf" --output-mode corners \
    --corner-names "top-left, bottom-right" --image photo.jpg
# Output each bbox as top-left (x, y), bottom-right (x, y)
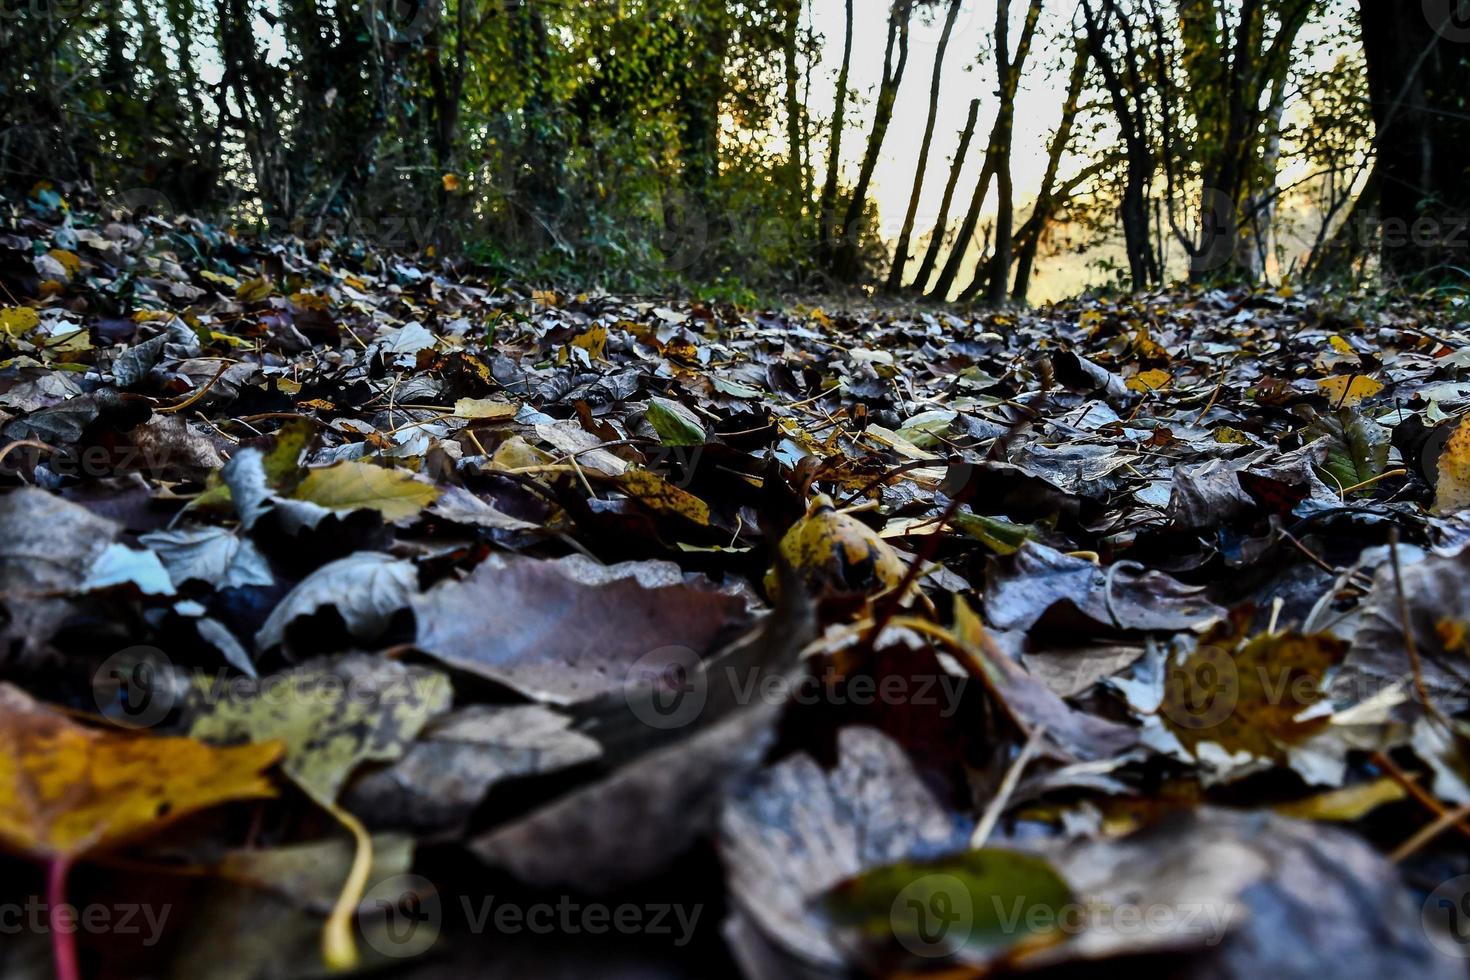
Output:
top-left (1316, 374), bottom-right (1383, 407)
top-left (291, 461), bottom-right (439, 521)
top-left (646, 396), bottom-right (707, 447)
top-left (1432, 414), bottom-right (1470, 513)
top-left (0, 683), bottom-right (280, 860)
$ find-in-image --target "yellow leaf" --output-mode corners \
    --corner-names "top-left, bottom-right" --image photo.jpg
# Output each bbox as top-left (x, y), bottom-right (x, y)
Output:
top-left (1213, 426), bottom-right (1255, 445)
top-left (0, 306), bottom-right (40, 337)
top-left (47, 249), bottom-right (81, 277)
top-left (1161, 612), bottom-right (1346, 762)
top-left (1079, 309), bottom-right (1105, 333)
top-left (1328, 335), bottom-right (1355, 354)
top-left (614, 467), bottom-right (710, 526)
top-left (1126, 368), bottom-right (1172, 392)
top-left (292, 461), bottom-right (439, 520)
top-left (1434, 416), bottom-right (1470, 514)
top-left (767, 494), bottom-right (905, 598)
top-left (200, 269), bottom-right (240, 289)
top-left (1317, 374), bottom-right (1383, 407)
top-left (441, 173), bottom-right (461, 192)
top-left (236, 276), bottom-right (274, 303)
top-left (531, 289), bottom-right (558, 307)
top-left (490, 435), bottom-right (553, 469)
top-left (1132, 325), bottom-right (1168, 360)
top-left (1274, 777), bottom-right (1405, 822)
top-left (453, 397), bottom-right (518, 420)
top-left (569, 325), bottom-right (608, 360)
top-left (0, 683), bottom-right (280, 861)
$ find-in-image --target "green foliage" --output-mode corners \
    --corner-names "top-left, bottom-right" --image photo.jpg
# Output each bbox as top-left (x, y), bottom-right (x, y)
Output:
top-left (0, 0), bottom-right (845, 292)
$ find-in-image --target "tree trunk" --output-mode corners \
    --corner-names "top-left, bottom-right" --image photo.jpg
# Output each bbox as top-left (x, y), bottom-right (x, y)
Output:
top-left (832, 0), bottom-right (913, 281)
top-left (1079, 0), bottom-right (1155, 290)
top-left (1358, 0), bottom-right (1470, 280)
top-left (783, 0), bottom-right (806, 210)
top-left (1011, 41), bottom-right (1089, 303)
top-left (909, 97), bottom-right (979, 294)
top-left (928, 0), bottom-right (1041, 301)
top-left (884, 0), bottom-right (962, 293)
top-left (817, 0), bottom-right (855, 270)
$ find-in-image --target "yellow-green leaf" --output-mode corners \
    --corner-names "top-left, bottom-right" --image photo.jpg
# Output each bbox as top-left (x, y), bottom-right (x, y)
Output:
top-left (0, 306), bottom-right (40, 337)
top-left (292, 461), bottom-right (439, 521)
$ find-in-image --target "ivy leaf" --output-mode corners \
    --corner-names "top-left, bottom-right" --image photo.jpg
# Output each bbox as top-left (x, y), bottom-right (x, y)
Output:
top-left (1307, 408), bottom-right (1389, 494)
top-left (646, 396), bottom-right (706, 446)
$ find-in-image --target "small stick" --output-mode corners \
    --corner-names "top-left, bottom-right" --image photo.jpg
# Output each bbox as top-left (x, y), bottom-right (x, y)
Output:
top-left (1339, 468), bottom-right (1405, 498)
top-left (1389, 528), bottom-right (1448, 726)
top-left (1391, 803), bottom-right (1470, 863)
top-left (972, 726), bottom-right (1048, 849)
top-left (1372, 750), bottom-right (1470, 843)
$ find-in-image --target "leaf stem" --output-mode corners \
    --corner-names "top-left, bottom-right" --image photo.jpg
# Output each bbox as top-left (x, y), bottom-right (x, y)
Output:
top-left (47, 856), bottom-right (79, 980)
top-left (321, 801), bottom-right (373, 972)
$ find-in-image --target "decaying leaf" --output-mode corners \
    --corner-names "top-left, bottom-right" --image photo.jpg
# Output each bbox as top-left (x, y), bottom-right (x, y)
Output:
top-left (412, 555), bottom-right (752, 703)
top-left (768, 494), bottom-right (905, 598)
top-left (186, 655), bottom-right (450, 806)
top-left (1161, 610), bottom-right (1346, 763)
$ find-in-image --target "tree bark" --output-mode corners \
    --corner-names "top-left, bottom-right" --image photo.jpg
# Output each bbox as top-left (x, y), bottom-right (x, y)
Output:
top-left (1358, 0), bottom-right (1470, 280)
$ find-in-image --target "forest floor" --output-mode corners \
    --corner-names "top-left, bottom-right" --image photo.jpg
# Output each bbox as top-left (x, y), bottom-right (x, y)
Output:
top-left (2, 191), bottom-right (1470, 978)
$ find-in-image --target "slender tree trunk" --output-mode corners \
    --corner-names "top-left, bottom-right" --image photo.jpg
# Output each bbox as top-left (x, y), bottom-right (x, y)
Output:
top-left (1080, 0), bottom-right (1155, 289)
top-left (832, 0), bottom-right (913, 281)
top-left (910, 97), bottom-right (979, 294)
top-left (928, 0), bottom-right (1040, 301)
top-left (884, 0), bottom-right (962, 293)
top-left (783, 0), bottom-right (805, 209)
top-left (1011, 41), bottom-right (1089, 303)
top-left (817, 0), bottom-right (855, 269)
top-left (1235, 69), bottom-right (1288, 278)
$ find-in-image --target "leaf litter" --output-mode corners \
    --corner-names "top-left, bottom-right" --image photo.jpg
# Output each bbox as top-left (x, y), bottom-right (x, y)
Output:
top-left (0, 194), bottom-right (1469, 976)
